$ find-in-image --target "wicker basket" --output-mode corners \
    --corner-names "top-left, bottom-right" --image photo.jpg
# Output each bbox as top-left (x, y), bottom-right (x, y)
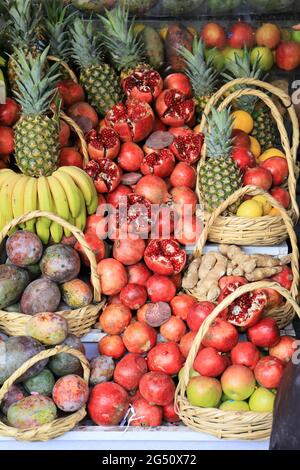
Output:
top-left (175, 281), bottom-right (300, 440)
top-left (197, 78), bottom-right (299, 246)
top-left (60, 111), bottom-right (90, 167)
top-left (0, 211), bottom-right (104, 337)
top-left (0, 345), bottom-right (90, 441)
top-left (186, 186), bottom-right (299, 328)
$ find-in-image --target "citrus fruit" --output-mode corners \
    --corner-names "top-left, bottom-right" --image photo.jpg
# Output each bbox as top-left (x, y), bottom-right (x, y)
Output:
top-left (236, 200), bottom-right (263, 217)
top-left (231, 110), bottom-right (254, 134)
top-left (249, 136), bottom-right (261, 158)
top-left (252, 195), bottom-right (272, 215)
top-left (269, 207), bottom-right (281, 217)
top-left (258, 148), bottom-right (286, 163)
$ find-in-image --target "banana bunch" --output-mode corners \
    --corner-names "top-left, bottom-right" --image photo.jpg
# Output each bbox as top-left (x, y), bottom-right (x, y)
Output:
top-left (0, 167), bottom-right (98, 243)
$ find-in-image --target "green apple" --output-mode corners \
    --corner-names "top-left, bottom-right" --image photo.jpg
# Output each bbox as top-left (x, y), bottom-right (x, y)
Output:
top-left (205, 48), bottom-right (225, 71)
top-left (187, 376), bottom-right (222, 408)
top-left (178, 367), bottom-right (199, 381)
top-left (219, 400), bottom-right (250, 411)
top-left (250, 47), bottom-right (274, 71)
top-left (221, 392), bottom-right (231, 402)
top-left (249, 387), bottom-right (275, 412)
top-left (291, 30), bottom-right (300, 44)
top-left (223, 47), bottom-right (244, 66)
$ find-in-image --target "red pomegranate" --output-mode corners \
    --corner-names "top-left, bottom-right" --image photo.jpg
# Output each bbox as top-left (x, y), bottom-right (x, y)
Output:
top-left (155, 89), bottom-right (195, 127)
top-left (270, 266), bottom-right (293, 290)
top-left (59, 147), bottom-right (83, 168)
top-left (57, 80), bottom-right (85, 108)
top-left (247, 317), bottom-right (280, 348)
top-left (118, 142), bottom-right (144, 172)
top-left (98, 335), bottom-right (126, 359)
top-left (174, 214), bottom-right (200, 246)
top-left (243, 167), bottom-right (273, 191)
top-left (260, 157), bottom-right (289, 186)
top-left (187, 301), bottom-right (215, 331)
top-left (269, 336), bottom-right (296, 364)
top-left (140, 149), bottom-right (175, 178)
top-left (107, 185), bottom-right (132, 208)
top-left (97, 258), bottom-right (128, 295)
top-left (146, 274), bottom-right (176, 303)
top-left (263, 288), bottom-right (283, 309)
top-left (134, 174), bottom-right (169, 204)
top-left (170, 162), bottom-right (197, 189)
top-left (169, 129), bottom-right (204, 164)
top-left (59, 120), bottom-right (71, 148)
top-left (270, 187), bottom-right (290, 209)
top-left (85, 159), bottom-right (122, 193)
top-left (113, 238), bottom-right (145, 265)
top-left (230, 341), bottom-right (260, 370)
top-left (111, 193), bottom-right (152, 239)
top-left (122, 67), bottom-right (163, 103)
top-left (147, 342), bottom-right (184, 375)
top-left (254, 356), bottom-right (284, 389)
top-left (232, 129), bottom-right (251, 148)
top-left (232, 147), bottom-right (256, 171)
top-left (127, 262), bottom-right (151, 286)
top-left (171, 186), bottom-right (198, 214)
top-left (163, 401), bottom-right (180, 423)
top-left (144, 239), bottom-right (186, 276)
top-left (88, 382), bottom-right (129, 425)
top-left (74, 231), bottom-right (105, 265)
top-left (86, 128), bottom-right (120, 161)
top-left (100, 303), bottom-right (132, 335)
top-left (139, 371), bottom-right (175, 406)
top-left (114, 353), bottom-right (148, 391)
top-left (123, 321), bottom-right (157, 354)
top-left (202, 319), bottom-right (239, 352)
top-left (193, 347), bottom-right (228, 377)
top-left (0, 126), bottom-right (14, 154)
top-left (130, 398), bottom-right (163, 427)
top-left (219, 276), bottom-right (248, 291)
top-left (0, 98), bottom-right (20, 126)
top-left (179, 331), bottom-right (197, 358)
top-left (170, 294), bottom-right (197, 320)
top-left (160, 316), bottom-right (186, 342)
top-left (67, 101), bottom-right (99, 129)
top-left (120, 283), bottom-right (147, 310)
top-left (164, 73), bottom-right (192, 97)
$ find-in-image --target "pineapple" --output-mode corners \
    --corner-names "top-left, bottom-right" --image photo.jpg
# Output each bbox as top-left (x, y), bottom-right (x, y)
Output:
top-left (198, 107), bottom-right (242, 215)
top-left (13, 47), bottom-right (60, 177)
top-left (69, 17), bottom-right (122, 115)
top-left (178, 37), bottom-right (220, 116)
top-left (223, 48), bottom-right (277, 151)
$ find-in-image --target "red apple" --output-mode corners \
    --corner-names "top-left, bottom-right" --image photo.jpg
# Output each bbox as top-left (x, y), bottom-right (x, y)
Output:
top-left (232, 147), bottom-right (256, 171)
top-left (276, 42), bottom-right (300, 71)
top-left (256, 23), bottom-right (281, 49)
top-left (260, 157), bottom-right (289, 186)
top-left (243, 167), bottom-right (273, 191)
top-left (201, 22), bottom-right (227, 49)
top-left (228, 22), bottom-right (255, 49)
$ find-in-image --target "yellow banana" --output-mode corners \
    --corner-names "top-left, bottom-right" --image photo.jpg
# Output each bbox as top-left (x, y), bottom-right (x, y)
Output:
top-left (36, 176), bottom-right (54, 244)
top-left (50, 221), bottom-right (63, 243)
top-left (74, 189), bottom-right (87, 232)
top-left (12, 175), bottom-right (30, 225)
top-left (23, 177), bottom-right (38, 232)
top-left (0, 173), bottom-right (21, 224)
top-left (52, 170), bottom-right (81, 218)
top-left (0, 169), bottom-right (14, 189)
top-left (58, 166), bottom-right (97, 208)
top-left (36, 218), bottom-right (50, 244)
top-left (47, 175), bottom-right (71, 221)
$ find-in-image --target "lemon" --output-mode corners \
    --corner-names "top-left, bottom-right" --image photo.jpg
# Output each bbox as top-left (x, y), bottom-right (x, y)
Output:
top-left (236, 200), bottom-right (263, 217)
top-left (249, 136), bottom-right (261, 158)
top-left (258, 148), bottom-right (286, 163)
top-left (253, 195), bottom-right (272, 215)
top-left (231, 110), bottom-right (254, 134)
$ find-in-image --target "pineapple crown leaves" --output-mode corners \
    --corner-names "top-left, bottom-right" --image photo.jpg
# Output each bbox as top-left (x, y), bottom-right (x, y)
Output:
top-left (13, 46), bottom-right (61, 116)
top-left (5, 0), bottom-right (42, 49)
top-left (42, 0), bottom-right (75, 61)
top-left (178, 37), bottom-right (219, 98)
top-left (69, 17), bottom-right (103, 70)
top-left (205, 107), bottom-right (234, 159)
top-left (100, 5), bottom-right (145, 71)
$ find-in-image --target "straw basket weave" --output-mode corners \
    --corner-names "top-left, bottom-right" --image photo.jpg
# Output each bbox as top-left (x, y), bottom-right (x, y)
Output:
top-left (197, 78), bottom-right (299, 246)
top-left (185, 186), bottom-right (299, 328)
top-left (0, 345), bottom-right (90, 441)
top-left (0, 211), bottom-right (104, 337)
top-left (175, 281), bottom-right (300, 440)
top-left (60, 111), bottom-right (90, 167)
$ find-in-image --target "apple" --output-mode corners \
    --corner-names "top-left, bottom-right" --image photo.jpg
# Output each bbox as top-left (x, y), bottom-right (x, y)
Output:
top-left (219, 400), bottom-right (250, 411)
top-left (204, 48), bottom-right (225, 71)
top-left (270, 187), bottom-right (290, 209)
top-left (291, 30), bottom-right (300, 44)
top-left (256, 23), bottom-right (281, 49)
top-left (250, 47), bottom-right (274, 71)
top-left (201, 22), bottom-right (227, 49)
top-left (187, 376), bottom-right (222, 408)
top-left (228, 22), bottom-right (255, 49)
top-left (276, 42), bottom-right (300, 71)
top-left (249, 387), bottom-right (275, 412)
top-left (223, 47), bottom-right (244, 65)
top-left (178, 367), bottom-right (200, 382)
top-left (221, 365), bottom-right (256, 401)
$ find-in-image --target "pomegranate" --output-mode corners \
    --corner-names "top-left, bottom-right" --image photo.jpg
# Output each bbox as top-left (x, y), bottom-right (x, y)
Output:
top-left (171, 186), bottom-right (198, 214)
top-left (160, 316), bottom-right (186, 342)
top-left (243, 167), bottom-right (273, 191)
top-left (254, 356), bottom-right (284, 389)
top-left (0, 98), bottom-right (20, 126)
top-left (276, 42), bottom-right (300, 71)
top-left (146, 274), bottom-right (176, 303)
top-left (147, 342), bottom-right (184, 375)
top-left (59, 120), bottom-right (71, 148)
top-left (98, 335), bottom-right (126, 359)
top-left (145, 302), bottom-right (171, 327)
top-left (170, 162), bottom-right (197, 188)
top-left (187, 301), bottom-right (215, 331)
top-left (105, 99), bottom-right (154, 142)
top-left (140, 149), bottom-right (175, 178)
top-left (170, 272), bottom-right (182, 290)
top-left (137, 304), bottom-right (148, 323)
top-left (247, 317), bottom-right (280, 348)
top-left (151, 205), bottom-right (175, 239)
top-left (127, 262), bottom-right (151, 286)
top-left (120, 283), bottom-right (147, 310)
top-left (122, 66), bottom-right (163, 103)
top-left (130, 398), bottom-right (162, 427)
top-left (170, 293), bottom-right (197, 320)
top-left (107, 185), bottom-right (132, 208)
top-left (169, 129), bottom-right (204, 164)
top-left (86, 213), bottom-right (107, 234)
top-left (164, 73), bottom-right (192, 97)
top-left (144, 239), bottom-right (186, 276)
top-left (139, 371), bottom-right (175, 406)
top-left (118, 142), bottom-right (144, 172)
top-left (202, 319), bottom-right (239, 352)
top-left (270, 187), bottom-right (290, 209)
top-left (113, 238), bottom-right (145, 266)
top-left (219, 276), bottom-right (248, 291)
top-left (108, 294), bottom-right (122, 305)
top-left (269, 336), bottom-right (296, 364)
top-left (86, 128), bottom-right (120, 161)
top-left (230, 342), bottom-right (260, 370)
top-left (153, 115), bottom-right (167, 132)
top-left (260, 157), bottom-right (289, 186)
top-left (123, 321), bottom-right (157, 354)
top-left (221, 365), bottom-right (256, 400)
top-left (174, 214), bottom-right (199, 246)
top-left (201, 22), bottom-right (227, 48)
top-left (97, 258), bottom-right (128, 295)
top-left (57, 80), bottom-right (85, 108)
top-left (59, 147), bottom-right (83, 168)
top-left (135, 174), bottom-right (169, 204)
top-left (114, 353), bottom-right (148, 391)
top-left (85, 159), bottom-right (121, 193)
top-left (179, 331), bottom-right (197, 358)
top-left (263, 288), bottom-right (283, 309)
top-left (232, 147), bottom-right (256, 171)
top-left (88, 382), bottom-right (129, 426)
top-left (163, 401), bottom-right (180, 423)
top-left (155, 89), bottom-right (195, 127)
top-left (194, 347), bottom-right (228, 378)
top-left (100, 303), bottom-right (132, 335)
top-left (0, 126), bottom-right (14, 154)
top-left (74, 231), bottom-right (105, 265)
top-left (67, 101), bottom-right (99, 129)
top-left (270, 266), bottom-right (293, 290)
top-left (232, 129), bottom-right (251, 148)
top-left (228, 22), bottom-right (255, 49)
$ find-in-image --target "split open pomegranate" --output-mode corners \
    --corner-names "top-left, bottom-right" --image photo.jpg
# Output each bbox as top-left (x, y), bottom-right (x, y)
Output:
top-left (144, 238), bottom-right (187, 276)
top-left (84, 159), bottom-right (122, 193)
top-left (122, 66), bottom-right (163, 103)
top-left (169, 129), bottom-right (204, 164)
top-left (155, 89), bottom-right (195, 127)
top-left (140, 149), bottom-right (175, 178)
top-left (86, 128), bottom-right (120, 161)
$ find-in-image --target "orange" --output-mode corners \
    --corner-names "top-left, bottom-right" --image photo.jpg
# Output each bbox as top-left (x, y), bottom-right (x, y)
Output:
top-left (236, 200), bottom-right (263, 217)
top-left (257, 147), bottom-right (286, 163)
top-left (269, 207), bottom-right (281, 217)
top-left (249, 136), bottom-right (261, 158)
top-left (231, 110), bottom-right (254, 134)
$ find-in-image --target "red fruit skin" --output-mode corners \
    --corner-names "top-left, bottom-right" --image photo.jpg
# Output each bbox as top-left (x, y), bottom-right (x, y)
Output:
top-left (170, 294), bottom-right (197, 321)
top-left (170, 272), bottom-right (182, 290)
top-left (219, 276), bottom-right (248, 291)
top-left (59, 147), bottom-right (83, 168)
top-left (144, 239), bottom-right (186, 276)
top-left (57, 80), bottom-right (85, 108)
top-left (155, 89), bottom-right (195, 127)
top-left (269, 336), bottom-right (296, 364)
top-left (130, 398), bottom-right (163, 426)
top-left (52, 375), bottom-right (89, 413)
top-left (202, 319), bottom-right (239, 352)
top-left (193, 347), bottom-right (228, 377)
top-left (120, 283), bottom-right (148, 310)
top-left (127, 263), bottom-right (151, 287)
top-left (221, 287), bottom-right (267, 330)
top-left (276, 41), bottom-right (300, 71)
top-left (74, 232), bottom-right (105, 266)
top-left (0, 126), bottom-right (14, 154)
top-left (230, 341), bottom-right (260, 370)
top-left (122, 68), bottom-right (163, 103)
top-left (147, 342), bottom-right (184, 375)
top-left (87, 128), bottom-right (120, 161)
top-left (118, 142), bottom-right (144, 172)
top-left (228, 22), bottom-right (255, 49)
top-left (232, 147), bottom-right (256, 171)
top-left (153, 116), bottom-right (167, 132)
top-left (262, 288), bottom-right (283, 310)
top-left (171, 186), bottom-right (198, 214)
top-left (0, 98), bottom-right (20, 126)
top-left (256, 23), bottom-right (281, 49)
top-left (254, 356), bottom-right (284, 389)
top-left (163, 401), bottom-right (180, 423)
top-left (247, 317), bottom-right (280, 348)
top-left (179, 331), bottom-right (197, 358)
top-left (139, 371), bottom-right (175, 406)
top-left (243, 167), bottom-right (273, 191)
top-left (187, 301), bottom-right (215, 331)
top-left (98, 335), bottom-right (126, 359)
top-left (100, 303), bottom-right (132, 335)
top-left (270, 266), bottom-right (293, 290)
top-left (114, 353), bottom-right (148, 391)
top-left (86, 214), bottom-right (108, 238)
top-left (88, 382), bottom-right (129, 426)
top-left (140, 149), bottom-right (175, 178)
top-left (169, 130), bottom-right (203, 165)
top-left (113, 238), bottom-right (145, 266)
top-left (170, 162), bottom-right (197, 189)
top-left (163, 73), bottom-right (192, 98)
top-left (107, 185), bottom-right (132, 208)
top-left (123, 321), bottom-right (157, 354)
top-left (108, 294), bottom-right (122, 305)
top-left (260, 157), bottom-right (289, 186)
top-left (174, 214), bottom-right (200, 246)
top-left (270, 187), bottom-right (290, 209)
top-left (97, 258), bottom-right (128, 296)
top-left (232, 129), bottom-right (250, 149)
top-left (160, 316), bottom-right (186, 342)
top-left (146, 275), bottom-right (176, 303)
top-left (201, 22), bottom-right (227, 48)
top-left (67, 101), bottom-right (99, 128)
top-left (59, 120), bottom-right (71, 148)
top-left (85, 159), bottom-right (122, 193)
top-left (135, 174), bottom-right (169, 204)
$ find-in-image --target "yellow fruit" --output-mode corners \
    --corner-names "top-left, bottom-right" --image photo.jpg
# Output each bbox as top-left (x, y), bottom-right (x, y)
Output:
top-left (187, 26), bottom-right (198, 38)
top-left (249, 136), bottom-right (261, 158)
top-left (231, 110), bottom-right (254, 134)
top-left (133, 23), bottom-right (145, 35)
top-left (236, 200), bottom-right (263, 218)
top-left (253, 195), bottom-right (272, 215)
top-left (269, 207), bottom-right (281, 217)
top-left (159, 26), bottom-right (168, 40)
top-left (258, 147), bottom-right (286, 163)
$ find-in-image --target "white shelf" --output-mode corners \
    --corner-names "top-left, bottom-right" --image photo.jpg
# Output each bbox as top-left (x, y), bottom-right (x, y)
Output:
top-left (185, 242), bottom-right (289, 256)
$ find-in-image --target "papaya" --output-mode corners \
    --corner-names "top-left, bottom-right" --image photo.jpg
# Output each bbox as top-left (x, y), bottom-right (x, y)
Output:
top-left (7, 395), bottom-right (57, 429)
top-left (20, 278), bottom-right (61, 315)
top-left (6, 230), bottom-right (43, 267)
top-left (165, 24), bottom-right (193, 72)
top-left (26, 312), bottom-right (68, 346)
top-left (139, 26), bottom-right (164, 70)
top-left (0, 265), bottom-right (30, 309)
top-left (23, 369), bottom-right (55, 396)
top-left (40, 244), bottom-right (80, 284)
top-left (48, 334), bottom-right (85, 377)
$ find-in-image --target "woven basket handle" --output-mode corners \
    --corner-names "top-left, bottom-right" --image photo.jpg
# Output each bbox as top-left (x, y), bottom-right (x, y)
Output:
top-left (47, 55), bottom-right (78, 83)
top-left (177, 280), bottom-right (300, 399)
top-left (60, 112), bottom-right (90, 166)
top-left (0, 211), bottom-right (101, 302)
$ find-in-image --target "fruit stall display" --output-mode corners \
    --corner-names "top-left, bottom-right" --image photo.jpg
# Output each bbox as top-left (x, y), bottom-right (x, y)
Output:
top-left (0, 0), bottom-right (299, 445)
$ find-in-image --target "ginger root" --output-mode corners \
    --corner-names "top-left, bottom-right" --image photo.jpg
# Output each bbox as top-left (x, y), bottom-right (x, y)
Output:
top-left (219, 245), bottom-right (256, 274)
top-left (196, 252), bottom-right (227, 301)
top-left (245, 266), bottom-right (283, 282)
top-left (198, 252), bottom-right (218, 280)
top-left (182, 258), bottom-right (200, 289)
